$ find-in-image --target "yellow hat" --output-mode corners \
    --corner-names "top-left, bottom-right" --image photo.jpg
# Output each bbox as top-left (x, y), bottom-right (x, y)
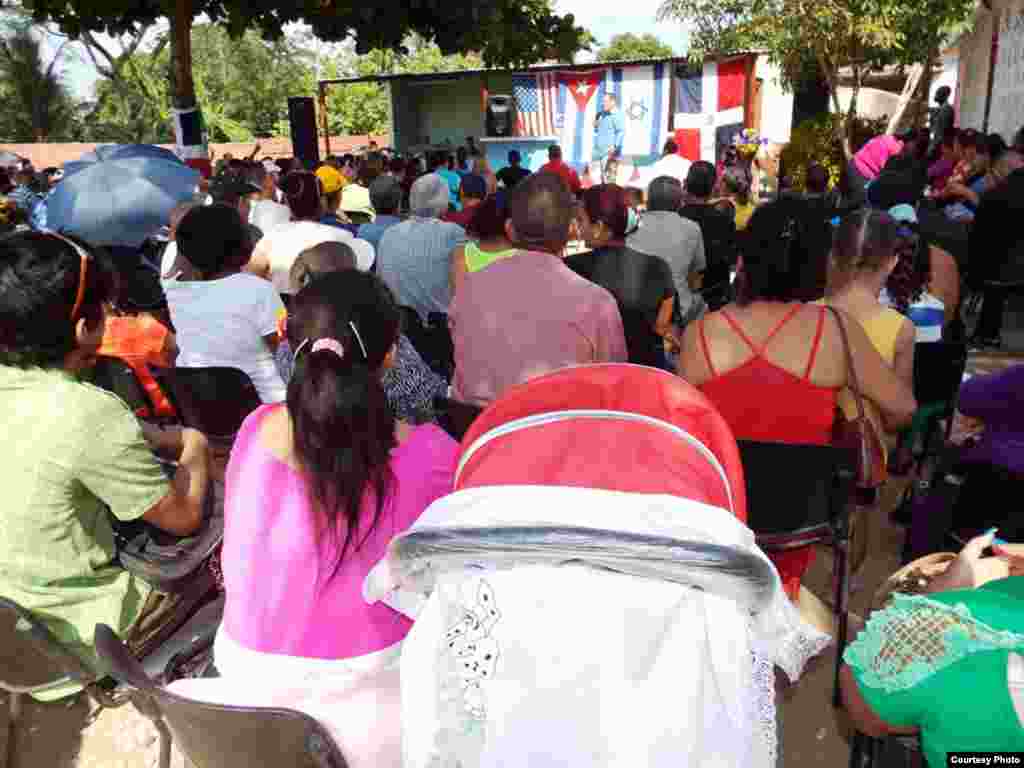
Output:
top-left (316, 165), bottom-right (347, 195)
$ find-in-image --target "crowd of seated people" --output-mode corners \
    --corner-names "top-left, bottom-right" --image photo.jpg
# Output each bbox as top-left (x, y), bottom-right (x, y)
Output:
top-left (3, 120), bottom-right (1024, 766)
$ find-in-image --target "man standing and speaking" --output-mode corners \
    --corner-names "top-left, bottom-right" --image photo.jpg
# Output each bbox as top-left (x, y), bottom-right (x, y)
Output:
top-left (593, 92), bottom-right (625, 184)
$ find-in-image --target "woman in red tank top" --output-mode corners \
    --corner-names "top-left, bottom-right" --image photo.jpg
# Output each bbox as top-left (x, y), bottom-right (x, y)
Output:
top-left (678, 199), bottom-right (917, 600)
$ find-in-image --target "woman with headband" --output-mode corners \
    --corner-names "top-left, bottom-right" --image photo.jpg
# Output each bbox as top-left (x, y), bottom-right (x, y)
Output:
top-left (0, 231), bottom-right (213, 697)
top-left (183, 270), bottom-right (458, 765)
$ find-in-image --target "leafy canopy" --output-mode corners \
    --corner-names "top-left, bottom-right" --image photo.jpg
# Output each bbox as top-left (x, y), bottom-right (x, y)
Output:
top-left (596, 33), bottom-right (674, 62)
top-left (22, 0), bottom-right (590, 68)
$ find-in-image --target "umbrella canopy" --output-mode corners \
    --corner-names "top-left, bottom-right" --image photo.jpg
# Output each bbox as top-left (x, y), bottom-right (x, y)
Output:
top-left (63, 144), bottom-right (181, 177)
top-left (47, 155), bottom-right (199, 248)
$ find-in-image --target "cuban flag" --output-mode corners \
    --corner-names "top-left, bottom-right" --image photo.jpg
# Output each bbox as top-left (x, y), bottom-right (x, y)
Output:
top-left (556, 70), bottom-right (606, 169)
top-left (673, 58), bottom-right (747, 164)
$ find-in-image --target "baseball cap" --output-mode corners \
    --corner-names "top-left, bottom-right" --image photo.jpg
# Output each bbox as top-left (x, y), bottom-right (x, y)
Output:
top-left (316, 165), bottom-right (348, 195)
top-left (369, 175), bottom-right (403, 211)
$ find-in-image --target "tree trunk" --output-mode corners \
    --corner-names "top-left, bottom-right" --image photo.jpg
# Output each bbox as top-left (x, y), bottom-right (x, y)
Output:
top-left (821, 57), bottom-right (852, 162)
top-left (168, 0), bottom-right (196, 110)
top-left (886, 63), bottom-right (925, 134)
top-left (912, 49), bottom-right (938, 130)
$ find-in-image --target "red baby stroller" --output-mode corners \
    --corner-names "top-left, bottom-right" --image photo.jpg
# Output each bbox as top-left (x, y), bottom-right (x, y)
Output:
top-left (382, 364), bottom-right (827, 768)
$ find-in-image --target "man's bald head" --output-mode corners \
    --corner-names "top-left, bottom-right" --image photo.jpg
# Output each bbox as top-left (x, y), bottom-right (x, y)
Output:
top-left (506, 172), bottom-right (576, 254)
top-left (290, 240), bottom-right (358, 293)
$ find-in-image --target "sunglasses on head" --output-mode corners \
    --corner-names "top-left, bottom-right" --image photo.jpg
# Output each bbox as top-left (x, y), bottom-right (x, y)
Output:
top-left (42, 231), bottom-right (91, 321)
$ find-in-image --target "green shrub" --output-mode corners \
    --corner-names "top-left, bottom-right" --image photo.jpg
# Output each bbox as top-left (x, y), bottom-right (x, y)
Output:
top-left (780, 113), bottom-right (888, 191)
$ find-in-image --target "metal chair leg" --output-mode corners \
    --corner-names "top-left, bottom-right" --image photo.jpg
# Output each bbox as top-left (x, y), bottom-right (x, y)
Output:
top-left (832, 523), bottom-right (851, 708)
top-left (849, 730), bottom-right (872, 768)
top-left (4, 692), bottom-right (21, 768)
top-left (131, 693), bottom-right (173, 768)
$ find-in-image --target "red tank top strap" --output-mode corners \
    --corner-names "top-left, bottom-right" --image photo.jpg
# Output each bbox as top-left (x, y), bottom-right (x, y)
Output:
top-left (762, 304), bottom-right (805, 349)
top-left (719, 310), bottom-right (760, 354)
top-left (804, 305), bottom-right (827, 380)
top-left (698, 316), bottom-right (717, 377)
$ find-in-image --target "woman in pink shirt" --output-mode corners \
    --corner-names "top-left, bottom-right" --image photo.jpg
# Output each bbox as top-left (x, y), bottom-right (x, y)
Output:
top-left (181, 270), bottom-right (459, 766)
top-left (847, 131), bottom-right (908, 205)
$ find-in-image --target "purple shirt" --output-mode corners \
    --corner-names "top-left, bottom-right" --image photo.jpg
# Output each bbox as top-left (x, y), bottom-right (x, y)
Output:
top-left (221, 405), bottom-right (458, 659)
top-left (958, 364), bottom-right (1024, 474)
top-left (450, 251), bottom-right (628, 406)
top-left (854, 135), bottom-right (904, 180)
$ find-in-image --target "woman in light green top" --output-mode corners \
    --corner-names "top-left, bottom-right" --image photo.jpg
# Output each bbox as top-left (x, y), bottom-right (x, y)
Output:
top-left (0, 231), bottom-right (212, 698)
top-left (841, 531), bottom-right (1024, 766)
top-left (449, 193), bottom-right (517, 297)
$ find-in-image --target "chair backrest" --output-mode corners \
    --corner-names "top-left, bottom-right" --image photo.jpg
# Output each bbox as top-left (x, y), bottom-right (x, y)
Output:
top-left (157, 367), bottom-right (262, 440)
top-left (0, 597), bottom-right (98, 694)
top-left (739, 441), bottom-right (853, 536)
top-left (91, 355), bottom-right (153, 417)
top-left (912, 340), bottom-right (968, 406)
top-left (94, 625), bottom-right (348, 768)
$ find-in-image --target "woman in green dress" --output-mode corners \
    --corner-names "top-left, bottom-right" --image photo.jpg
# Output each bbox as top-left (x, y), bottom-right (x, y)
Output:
top-left (841, 531), bottom-right (1024, 766)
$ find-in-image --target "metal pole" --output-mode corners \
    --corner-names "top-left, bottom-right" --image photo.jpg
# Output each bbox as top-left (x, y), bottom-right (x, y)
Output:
top-left (318, 82), bottom-right (332, 158)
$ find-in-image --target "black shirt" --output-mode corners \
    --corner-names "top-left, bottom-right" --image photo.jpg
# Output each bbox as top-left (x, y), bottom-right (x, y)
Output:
top-left (679, 203), bottom-right (737, 290)
top-left (496, 166), bottom-right (531, 189)
top-left (566, 245), bottom-right (675, 367)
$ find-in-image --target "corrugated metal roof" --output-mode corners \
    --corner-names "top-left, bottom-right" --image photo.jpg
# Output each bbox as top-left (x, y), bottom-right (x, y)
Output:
top-left (319, 53), bottom-right (760, 87)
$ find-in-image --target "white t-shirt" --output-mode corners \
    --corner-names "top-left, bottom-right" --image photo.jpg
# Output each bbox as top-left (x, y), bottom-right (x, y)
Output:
top-left (250, 199), bottom-right (292, 234)
top-left (162, 273), bottom-right (287, 403)
top-left (254, 221), bottom-right (376, 294)
top-left (647, 153), bottom-right (692, 185)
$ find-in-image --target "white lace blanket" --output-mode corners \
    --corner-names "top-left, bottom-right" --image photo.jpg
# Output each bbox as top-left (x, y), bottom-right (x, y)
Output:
top-left (364, 486), bottom-right (831, 768)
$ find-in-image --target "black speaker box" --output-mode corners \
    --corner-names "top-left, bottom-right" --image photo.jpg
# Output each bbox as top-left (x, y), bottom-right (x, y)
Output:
top-left (486, 95), bottom-right (515, 137)
top-left (288, 96), bottom-right (320, 170)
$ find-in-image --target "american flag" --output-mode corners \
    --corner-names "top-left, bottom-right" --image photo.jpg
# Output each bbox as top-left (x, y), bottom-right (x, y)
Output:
top-left (513, 73), bottom-right (557, 137)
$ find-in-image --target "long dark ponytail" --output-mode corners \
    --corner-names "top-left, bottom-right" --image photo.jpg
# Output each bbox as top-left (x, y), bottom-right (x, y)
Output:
top-left (286, 270), bottom-right (401, 578)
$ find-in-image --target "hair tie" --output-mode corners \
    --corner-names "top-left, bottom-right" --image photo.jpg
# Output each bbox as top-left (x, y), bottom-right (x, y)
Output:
top-left (311, 337), bottom-right (345, 358)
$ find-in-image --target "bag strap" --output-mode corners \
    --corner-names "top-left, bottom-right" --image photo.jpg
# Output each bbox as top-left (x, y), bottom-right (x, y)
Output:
top-left (826, 305), bottom-right (868, 423)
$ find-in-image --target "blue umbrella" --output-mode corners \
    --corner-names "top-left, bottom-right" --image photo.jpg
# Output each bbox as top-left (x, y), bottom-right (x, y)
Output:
top-left (63, 144), bottom-right (182, 176)
top-left (47, 155), bottom-right (199, 248)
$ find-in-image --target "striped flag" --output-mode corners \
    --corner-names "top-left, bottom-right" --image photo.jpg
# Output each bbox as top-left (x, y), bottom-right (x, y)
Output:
top-left (672, 58), bottom-right (748, 164)
top-left (513, 73), bottom-right (558, 137)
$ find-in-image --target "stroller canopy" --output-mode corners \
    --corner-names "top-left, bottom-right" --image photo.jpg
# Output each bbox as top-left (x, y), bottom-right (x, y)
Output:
top-left (455, 364), bottom-right (747, 520)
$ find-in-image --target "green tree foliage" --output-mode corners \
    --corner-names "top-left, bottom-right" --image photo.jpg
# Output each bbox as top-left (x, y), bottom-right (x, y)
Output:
top-left (23, 0), bottom-right (590, 111)
top-left (82, 27), bottom-right (485, 142)
top-left (660, 0), bottom-right (902, 161)
top-left (0, 26), bottom-right (78, 141)
top-left (596, 33), bottom-right (674, 62)
top-left (86, 25), bottom-right (315, 143)
top-left (659, 0), bottom-right (976, 159)
top-left (780, 113), bottom-right (887, 190)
